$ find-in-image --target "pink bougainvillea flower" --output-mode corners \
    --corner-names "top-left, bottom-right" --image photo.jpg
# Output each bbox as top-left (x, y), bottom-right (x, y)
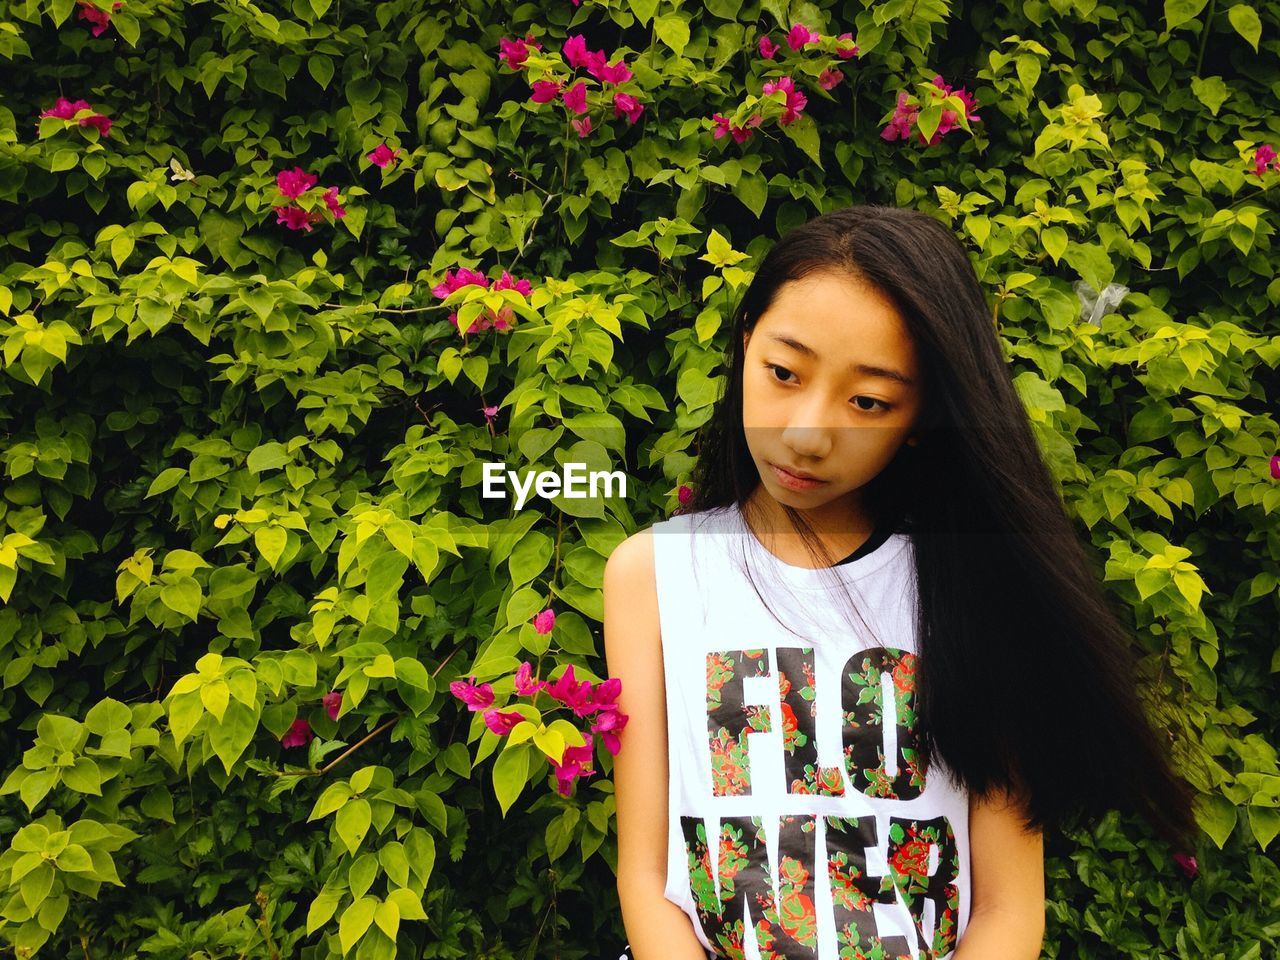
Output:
top-left (758, 34), bottom-right (779, 60)
top-left (482, 403), bottom-right (499, 425)
top-left (492, 270), bottom-right (533, 296)
top-left (322, 186), bottom-right (346, 219)
top-left (322, 690), bottom-right (342, 721)
top-left (562, 81), bottom-right (588, 114)
top-left (590, 58), bottom-right (633, 85)
top-left (711, 112), bottom-right (763, 144)
top-left (762, 75), bottom-right (807, 125)
top-left (450, 675), bottom-right (495, 711)
top-left (835, 32), bottom-right (859, 59)
top-left (591, 705), bottom-right (629, 756)
top-left (562, 33), bottom-right (592, 69)
top-left (549, 736), bottom-right (595, 796)
top-left (533, 608), bottom-right (556, 635)
top-left (499, 34), bottom-right (542, 70)
top-left (514, 661), bottom-right (545, 696)
top-left (785, 23), bottom-right (820, 51)
top-left (1252, 144), bottom-right (1279, 177)
top-left (818, 68), bottom-right (844, 90)
top-left (678, 484), bottom-right (693, 505)
top-left (483, 707), bottom-right (527, 735)
top-left (1270, 454), bottom-right (1280, 479)
top-left (432, 267), bottom-right (532, 334)
top-left (529, 79), bottom-right (563, 104)
top-left (77, 0), bottom-right (122, 37)
top-left (881, 90), bottom-right (919, 142)
top-left (39, 97), bottom-right (112, 137)
top-left (544, 664), bottom-right (596, 716)
top-left (589, 676), bottom-right (621, 712)
top-left (274, 205), bottom-right (323, 232)
top-left (613, 92), bottom-right (644, 124)
top-left (277, 166), bottom-right (318, 198)
top-left (431, 266), bottom-right (489, 299)
top-left (367, 143), bottom-right (400, 168)
top-left (281, 717), bottom-right (314, 748)
top-left (1172, 851), bottom-right (1198, 878)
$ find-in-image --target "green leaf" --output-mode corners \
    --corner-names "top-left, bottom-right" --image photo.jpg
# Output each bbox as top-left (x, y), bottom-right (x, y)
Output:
top-left (306, 888), bottom-right (342, 936)
top-left (54, 843), bottom-right (94, 873)
top-left (338, 896), bottom-right (377, 954)
top-left (336, 797), bottom-right (373, 854)
top-left (308, 54), bottom-right (335, 89)
top-left (628, 0), bottom-right (659, 24)
top-left (159, 576), bottom-right (202, 622)
top-left (168, 692), bottom-right (204, 746)
top-left (50, 149), bottom-right (78, 172)
top-left (208, 701), bottom-right (258, 774)
top-left (782, 114), bottom-right (822, 168)
top-left (309, 782), bottom-right (354, 820)
top-left (394, 657), bottom-right (432, 692)
top-left (493, 741), bottom-right (532, 816)
top-left (1194, 793), bottom-right (1237, 848)
top-left (654, 13), bottom-right (691, 56)
top-left (1164, 0), bottom-right (1211, 29)
top-left (255, 525), bottom-right (288, 570)
top-left (61, 758), bottom-right (102, 796)
top-left (508, 531), bottom-right (554, 586)
top-left (1227, 5), bottom-right (1262, 51)
top-left (373, 899), bottom-right (399, 941)
top-left (247, 442), bottom-right (291, 473)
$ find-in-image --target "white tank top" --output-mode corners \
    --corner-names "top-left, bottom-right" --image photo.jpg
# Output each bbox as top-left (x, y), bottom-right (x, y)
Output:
top-left (650, 503), bottom-right (971, 959)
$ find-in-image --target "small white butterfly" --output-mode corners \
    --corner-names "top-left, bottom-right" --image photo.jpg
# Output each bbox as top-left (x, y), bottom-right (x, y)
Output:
top-left (168, 157), bottom-right (195, 182)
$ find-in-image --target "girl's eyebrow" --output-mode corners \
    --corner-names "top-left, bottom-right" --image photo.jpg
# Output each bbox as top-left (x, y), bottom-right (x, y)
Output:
top-left (764, 333), bottom-right (916, 387)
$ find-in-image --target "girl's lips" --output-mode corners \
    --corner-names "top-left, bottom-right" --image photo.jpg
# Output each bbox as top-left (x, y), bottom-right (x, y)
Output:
top-left (768, 461), bottom-right (827, 490)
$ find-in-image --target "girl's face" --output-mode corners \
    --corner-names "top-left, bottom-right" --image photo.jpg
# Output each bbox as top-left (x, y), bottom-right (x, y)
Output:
top-left (741, 270), bottom-right (924, 526)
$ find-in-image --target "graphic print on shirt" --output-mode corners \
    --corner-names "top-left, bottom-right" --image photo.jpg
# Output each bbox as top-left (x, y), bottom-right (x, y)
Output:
top-left (684, 645), bottom-right (960, 959)
top-left (707, 648), bottom-right (773, 796)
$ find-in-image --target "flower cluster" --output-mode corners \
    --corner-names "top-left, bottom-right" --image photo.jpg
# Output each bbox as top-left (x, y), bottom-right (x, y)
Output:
top-left (711, 22), bottom-right (858, 144)
top-left (1252, 144), bottom-right (1280, 177)
top-left (280, 689), bottom-right (344, 748)
top-left (450, 609), bottom-right (629, 796)
top-left (366, 142), bottom-right (401, 169)
top-left (882, 75), bottom-right (982, 147)
top-left (273, 165), bottom-right (346, 232)
top-left (77, 0), bottom-right (122, 37)
top-left (431, 266), bottom-right (534, 335)
top-left (1270, 454), bottom-right (1280, 480)
top-left (502, 31), bottom-right (646, 137)
top-left (38, 97), bottom-right (112, 138)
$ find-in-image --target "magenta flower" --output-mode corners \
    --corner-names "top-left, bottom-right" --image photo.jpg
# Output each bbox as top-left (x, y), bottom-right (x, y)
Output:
top-left (367, 143), bottom-right (399, 168)
top-left (613, 92), bottom-right (644, 124)
top-left (277, 166), bottom-right (318, 199)
top-left (562, 81), bottom-right (588, 114)
top-left (762, 76), bottom-right (807, 125)
top-left (499, 34), bottom-right (542, 70)
top-left (590, 58), bottom-right (633, 85)
top-left (322, 186), bottom-right (346, 219)
top-left (322, 690), bottom-right (342, 721)
top-left (274, 206), bottom-right (323, 232)
top-left (549, 737), bottom-right (595, 796)
top-left (1173, 851), bottom-right (1198, 878)
top-left (835, 32), bottom-right (859, 59)
top-left (431, 267), bottom-right (489, 299)
top-left (514, 661), bottom-right (545, 696)
top-left (818, 68), bottom-right (844, 90)
top-left (590, 676), bottom-right (621, 711)
top-left (571, 116), bottom-right (593, 138)
top-left (482, 404), bottom-right (499, 425)
top-left (758, 34), bottom-right (779, 60)
top-left (591, 706), bottom-right (629, 756)
top-left (1252, 144), bottom-right (1279, 177)
top-left (678, 484), bottom-right (693, 505)
top-left (881, 90), bottom-right (919, 142)
top-left (483, 707), bottom-right (526, 735)
top-left (530, 79), bottom-right (564, 103)
top-left (1270, 454), bottom-right (1280, 479)
top-left (533, 608), bottom-right (556, 635)
top-left (492, 270), bottom-right (533, 296)
top-left (562, 34), bottom-right (592, 69)
top-left (39, 97), bottom-right (112, 137)
top-left (77, 0), bottom-right (122, 37)
top-left (544, 664), bottom-right (596, 717)
top-left (450, 675), bottom-right (495, 712)
top-left (711, 112), bottom-right (762, 144)
top-left (432, 267), bottom-right (532, 334)
top-left (785, 23), bottom-right (820, 51)
top-left (281, 717), bottom-right (314, 748)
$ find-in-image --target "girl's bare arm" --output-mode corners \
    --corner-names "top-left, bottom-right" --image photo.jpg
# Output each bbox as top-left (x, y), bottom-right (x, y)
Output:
top-left (604, 530), bottom-right (712, 960)
top-left (953, 785), bottom-right (1046, 959)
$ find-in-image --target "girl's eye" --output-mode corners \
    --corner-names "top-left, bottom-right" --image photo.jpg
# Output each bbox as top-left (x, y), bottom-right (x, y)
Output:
top-left (763, 364), bottom-right (892, 413)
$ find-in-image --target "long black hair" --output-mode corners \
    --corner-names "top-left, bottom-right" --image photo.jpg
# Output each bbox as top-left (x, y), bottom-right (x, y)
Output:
top-left (685, 203), bottom-right (1198, 849)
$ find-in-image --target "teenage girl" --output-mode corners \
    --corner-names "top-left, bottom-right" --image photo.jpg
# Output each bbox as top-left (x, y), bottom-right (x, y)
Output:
top-left (603, 205), bottom-right (1196, 960)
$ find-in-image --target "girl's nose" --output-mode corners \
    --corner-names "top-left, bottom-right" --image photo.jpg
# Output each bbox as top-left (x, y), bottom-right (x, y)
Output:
top-left (779, 424), bottom-right (833, 460)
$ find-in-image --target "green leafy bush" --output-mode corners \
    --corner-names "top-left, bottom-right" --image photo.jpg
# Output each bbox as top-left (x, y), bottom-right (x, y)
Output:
top-left (0, 0), bottom-right (1277, 956)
